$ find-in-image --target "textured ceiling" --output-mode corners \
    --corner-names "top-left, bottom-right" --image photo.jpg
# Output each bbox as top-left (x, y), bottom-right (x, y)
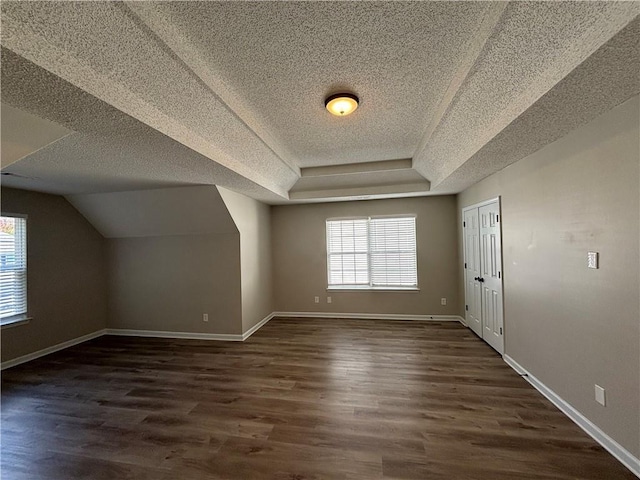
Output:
top-left (290, 168), bottom-right (429, 201)
top-left (413, 1), bottom-right (640, 189)
top-left (145, 1), bottom-right (490, 167)
top-left (0, 49), bottom-right (283, 203)
top-left (1, 1), bottom-right (297, 198)
top-left (436, 17), bottom-right (640, 194)
top-left (0, 1), bottom-right (638, 204)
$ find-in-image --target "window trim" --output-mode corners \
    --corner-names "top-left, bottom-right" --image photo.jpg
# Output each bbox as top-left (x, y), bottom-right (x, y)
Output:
top-left (1, 314), bottom-right (31, 329)
top-left (327, 286), bottom-right (420, 292)
top-left (0, 212), bottom-right (28, 325)
top-left (326, 215), bottom-right (418, 290)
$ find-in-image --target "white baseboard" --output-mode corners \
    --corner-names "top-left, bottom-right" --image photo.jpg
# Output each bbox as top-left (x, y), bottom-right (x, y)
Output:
top-left (107, 312), bottom-right (277, 343)
top-left (504, 355), bottom-right (640, 478)
top-left (242, 313), bottom-right (275, 340)
top-left (273, 311), bottom-right (465, 323)
top-left (1, 329), bottom-right (107, 370)
top-left (105, 328), bottom-right (244, 342)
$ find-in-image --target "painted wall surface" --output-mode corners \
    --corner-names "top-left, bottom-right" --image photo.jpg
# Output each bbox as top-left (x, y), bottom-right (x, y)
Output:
top-left (88, 186), bottom-right (244, 335)
top-left (218, 187), bottom-right (273, 333)
top-left (272, 195), bottom-right (459, 316)
top-left (107, 234), bottom-right (242, 334)
top-left (458, 95), bottom-right (639, 457)
top-left (0, 188), bottom-right (107, 362)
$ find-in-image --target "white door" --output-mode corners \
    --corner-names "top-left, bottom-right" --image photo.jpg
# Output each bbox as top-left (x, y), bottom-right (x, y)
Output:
top-left (478, 202), bottom-right (504, 354)
top-left (463, 209), bottom-right (482, 338)
top-left (462, 200), bottom-right (504, 355)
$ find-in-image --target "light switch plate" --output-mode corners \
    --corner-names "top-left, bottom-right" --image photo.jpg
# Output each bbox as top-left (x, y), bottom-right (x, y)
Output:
top-left (595, 384), bottom-right (606, 406)
top-left (587, 252), bottom-right (599, 269)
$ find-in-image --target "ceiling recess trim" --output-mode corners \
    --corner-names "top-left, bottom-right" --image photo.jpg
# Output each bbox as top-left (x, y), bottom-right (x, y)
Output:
top-left (289, 182), bottom-right (431, 201)
top-left (301, 159), bottom-right (413, 178)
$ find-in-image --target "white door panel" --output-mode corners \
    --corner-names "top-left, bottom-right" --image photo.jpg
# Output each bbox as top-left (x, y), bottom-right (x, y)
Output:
top-left (463, 200), bottom-right (504, 355)
top-left (479, 202), bottom-right (504, 354)
top-left (463, 208), bottom-right (482, 337)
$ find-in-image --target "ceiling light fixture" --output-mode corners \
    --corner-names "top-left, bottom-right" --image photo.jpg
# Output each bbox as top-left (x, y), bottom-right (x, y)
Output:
top-left (325, 93), bottom-right (359, 117)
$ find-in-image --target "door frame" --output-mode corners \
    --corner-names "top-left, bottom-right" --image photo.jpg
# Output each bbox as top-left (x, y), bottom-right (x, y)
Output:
top-left (462, 196), bottom-right (505, 353)
top-left (462, 196), bottom-right (501, 211)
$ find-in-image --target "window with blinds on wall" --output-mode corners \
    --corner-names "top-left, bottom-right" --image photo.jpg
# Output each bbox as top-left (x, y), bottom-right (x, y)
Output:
top-left (0, 215), bottom-right (27, 322)
top-left (326, 216), bottom-right (417, 289)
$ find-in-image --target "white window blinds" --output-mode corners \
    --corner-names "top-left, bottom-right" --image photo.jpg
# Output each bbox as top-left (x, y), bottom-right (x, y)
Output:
top-left (326, 216), bottom-right (417, 288)
top-left (369, 217), bottom-right (417, 287)
top-left (0, 215), bottom-right (27, 320)
top-left (327, 218), bottom-right (369, 286)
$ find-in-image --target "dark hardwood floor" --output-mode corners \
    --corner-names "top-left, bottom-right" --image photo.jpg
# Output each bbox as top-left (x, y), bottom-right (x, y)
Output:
top-left (1, 318), bottom-right (635, 479)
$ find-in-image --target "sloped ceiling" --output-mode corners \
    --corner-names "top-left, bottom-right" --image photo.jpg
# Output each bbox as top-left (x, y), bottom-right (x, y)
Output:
top-left (1, 104), bottom-right (71, 169)
top-left (1, 1), bottom-right (638, 204)
top-left (67, 186), bottom-right (237, 238)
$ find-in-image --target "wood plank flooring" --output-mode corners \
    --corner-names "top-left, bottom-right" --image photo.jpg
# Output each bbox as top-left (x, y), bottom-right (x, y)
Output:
top-left (1, 318), bottom-right (635, 479)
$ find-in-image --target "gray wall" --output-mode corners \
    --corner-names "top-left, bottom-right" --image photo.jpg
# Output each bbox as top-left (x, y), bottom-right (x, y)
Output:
top-left (218, 187), bottom-right (273, 333)
top-left (457, 95), bottom-right (639, 457)
top-left (272, 195), bottom-right (459, 315)
top-left (1, 188), bottom-right (107, 362)
top-left (107, 234), bottom-right (242, 335)
top-left (85, 186), bottom-right (244, 335)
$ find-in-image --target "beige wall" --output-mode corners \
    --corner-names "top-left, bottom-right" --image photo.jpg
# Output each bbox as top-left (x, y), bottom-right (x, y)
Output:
top-left (65, 186), bottom-right (244, 335)
top-left (458, 95), bottom-right (639, 456)
top-left (1, 188), bottom-right (107, 362)
top-left (218, 187), bottom-right (273, 333)
top-left (92, 186), bottom-right (244, 335)
top-left (272, 195), bottom-right (459, 315)
top-left (107, 234), bottom-right (242, 334)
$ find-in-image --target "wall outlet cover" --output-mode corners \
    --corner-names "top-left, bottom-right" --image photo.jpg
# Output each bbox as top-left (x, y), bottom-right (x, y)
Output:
top-left (587, 251), bottom-right (599, 269)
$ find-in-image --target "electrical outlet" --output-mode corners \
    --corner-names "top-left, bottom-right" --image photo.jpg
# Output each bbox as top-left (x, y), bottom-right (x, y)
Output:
top-left (203, 313), bottom-right (209, 322)
top-left (595, 384), bottom-right (606, 406)
top-left (441, 297), bottom-right (447, 306)
top-left (327, 296), bottom-right (332, 304)
top-left (587, 252), bottom-right (599, 269)
top-left (314, 296), bottom-right (319, 303)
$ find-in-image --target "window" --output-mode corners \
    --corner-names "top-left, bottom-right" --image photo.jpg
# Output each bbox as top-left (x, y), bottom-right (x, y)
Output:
top-left (0, 215), bottom-right (27, 322)
top-left (326, 216), bottom-right (417, 289)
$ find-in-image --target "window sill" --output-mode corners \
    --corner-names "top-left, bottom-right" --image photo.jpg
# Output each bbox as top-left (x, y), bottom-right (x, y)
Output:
top-left (327, 287), bottom-right (420, 293)
top-left (1, 315), bottom-right (32, 330)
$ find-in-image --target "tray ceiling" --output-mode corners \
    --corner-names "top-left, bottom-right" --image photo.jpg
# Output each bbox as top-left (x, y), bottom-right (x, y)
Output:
top-left (1, 1), bottom-right (638, 203)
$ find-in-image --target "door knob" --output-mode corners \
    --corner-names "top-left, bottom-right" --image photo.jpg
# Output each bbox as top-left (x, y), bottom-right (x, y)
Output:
top-left (479, 277), bottom-right (485, 282)
top-left (474, 277), bottom-right (480, 281)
